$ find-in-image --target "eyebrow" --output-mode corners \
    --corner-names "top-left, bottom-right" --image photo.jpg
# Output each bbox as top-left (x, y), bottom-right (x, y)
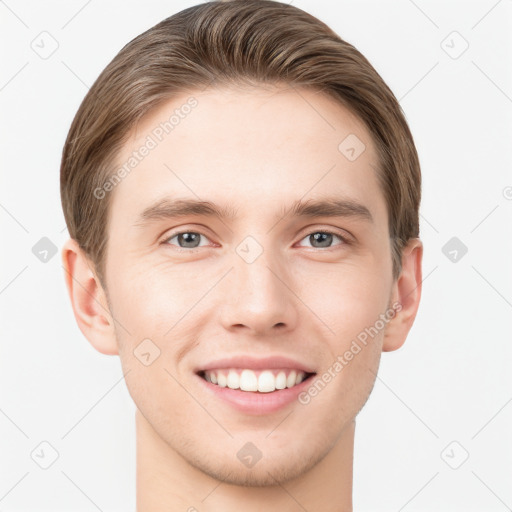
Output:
top-left (133, 196), bottom-right (373, 227)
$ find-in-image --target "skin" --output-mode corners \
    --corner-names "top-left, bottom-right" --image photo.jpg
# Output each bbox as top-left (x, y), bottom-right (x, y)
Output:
top-left (62, 84), bottom-right (423, 512)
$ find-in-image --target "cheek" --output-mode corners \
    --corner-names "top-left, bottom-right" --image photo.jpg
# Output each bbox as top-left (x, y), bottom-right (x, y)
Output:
top-left (108, 264), bottom-right (197, 420)
top-left (293, 259), bottom-right (391, 346)
top-left (108, 260), bottom-right (211, 396)
top-left (107, 257), bottom-right (203, 339)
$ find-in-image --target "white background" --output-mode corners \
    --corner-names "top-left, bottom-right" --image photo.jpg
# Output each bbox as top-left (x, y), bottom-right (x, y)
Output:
top-left (1, 0), bottom-right (511, 510)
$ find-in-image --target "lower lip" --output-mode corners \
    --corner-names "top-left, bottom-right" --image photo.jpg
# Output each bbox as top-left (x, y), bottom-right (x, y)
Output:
top-left (196, 373), bottom-right (315, 415)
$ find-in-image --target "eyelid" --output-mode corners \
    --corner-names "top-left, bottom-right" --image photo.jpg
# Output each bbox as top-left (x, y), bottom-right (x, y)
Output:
top-left (159, 222), bottom-right (213, 240)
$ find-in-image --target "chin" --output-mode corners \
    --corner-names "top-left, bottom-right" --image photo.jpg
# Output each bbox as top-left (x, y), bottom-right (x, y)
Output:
top-left (186, 445), bottom-right (321, 488)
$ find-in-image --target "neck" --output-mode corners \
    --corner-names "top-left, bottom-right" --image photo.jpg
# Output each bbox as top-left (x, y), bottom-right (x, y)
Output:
top-left (135, 409), bottom-right (354, 512)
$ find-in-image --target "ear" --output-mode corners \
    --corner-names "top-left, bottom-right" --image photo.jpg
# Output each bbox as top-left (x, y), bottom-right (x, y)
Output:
top-left (382, 238), bottom-right (423, 352)
top-left (61, 238), bottom-right (119, 355)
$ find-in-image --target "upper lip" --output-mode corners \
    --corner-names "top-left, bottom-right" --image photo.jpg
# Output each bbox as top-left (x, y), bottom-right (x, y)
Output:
top-left (195, 355), bottom-right (316, 374)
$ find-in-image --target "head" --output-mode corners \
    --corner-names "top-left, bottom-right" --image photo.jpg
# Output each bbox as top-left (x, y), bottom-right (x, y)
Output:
top-left (61, 0), bottom-right (422, 487)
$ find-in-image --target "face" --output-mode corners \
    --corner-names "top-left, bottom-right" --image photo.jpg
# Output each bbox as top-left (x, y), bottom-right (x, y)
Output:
top-left (103, 85), bottom-right (396, 485)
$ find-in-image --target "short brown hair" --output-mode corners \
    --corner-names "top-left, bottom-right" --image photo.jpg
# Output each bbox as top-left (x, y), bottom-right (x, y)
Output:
top-left (60, 0), bottom-right (421, 288)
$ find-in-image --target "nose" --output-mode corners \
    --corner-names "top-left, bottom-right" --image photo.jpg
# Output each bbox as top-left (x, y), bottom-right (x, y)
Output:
top-left (218, 242), bottom-right (299, 336)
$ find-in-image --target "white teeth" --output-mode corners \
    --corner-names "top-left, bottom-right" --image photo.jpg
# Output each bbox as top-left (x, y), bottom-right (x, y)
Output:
top-left (240, 369), bottom-right (258, 391)
top-left (286, 370), bottom-right (297, 388)
top-left (227, 370), bottom-right (240, 390)
top-left (258, 370), bottom-right (275, 393)
top-left (275, 371), bottom-right (287, 390)
top-left (203, 368), bottom-right (307, 392)
top-left (217, 372), bottom-right (227, 387)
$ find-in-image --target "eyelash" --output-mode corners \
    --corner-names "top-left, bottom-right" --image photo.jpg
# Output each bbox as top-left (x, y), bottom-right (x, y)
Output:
top-left (161, 228), bottom-right (352, 252)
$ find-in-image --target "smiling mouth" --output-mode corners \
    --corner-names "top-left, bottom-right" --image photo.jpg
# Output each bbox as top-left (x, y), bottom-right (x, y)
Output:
top-left (197, 368), bottom-right (316, 393)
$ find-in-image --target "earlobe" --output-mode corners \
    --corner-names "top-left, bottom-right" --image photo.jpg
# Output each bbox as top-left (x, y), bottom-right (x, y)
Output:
top-left (61, 238), bottom-right (119, 356)
top-left (382, 238), bottom-right (423, 352)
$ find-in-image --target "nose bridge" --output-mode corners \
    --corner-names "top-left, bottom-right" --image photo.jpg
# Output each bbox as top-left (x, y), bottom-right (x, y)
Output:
top-left (219, 234), bottom-right (297, 332)
top-left (235, 234), bottom-right (283, 303)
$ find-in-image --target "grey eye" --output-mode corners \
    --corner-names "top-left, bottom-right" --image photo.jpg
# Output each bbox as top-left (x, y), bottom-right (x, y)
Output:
top-left (166, 231), bottom-right (208, 249)
top-left (299, 231), bottom-right (345, 249)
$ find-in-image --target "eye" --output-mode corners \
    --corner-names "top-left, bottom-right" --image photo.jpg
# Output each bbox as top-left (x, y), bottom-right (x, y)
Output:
top-left (163, 231), bottom-right (211, 250)
top-left (161, 228), bottom-right (351, 252)
top-left (296, 230), bottom-right (350, 249)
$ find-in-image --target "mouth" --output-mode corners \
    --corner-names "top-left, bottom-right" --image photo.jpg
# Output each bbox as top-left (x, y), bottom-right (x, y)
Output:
top-left (196, 368), bottom-right (316, 393)
top-left (194, 355), bottom-right (318, 414)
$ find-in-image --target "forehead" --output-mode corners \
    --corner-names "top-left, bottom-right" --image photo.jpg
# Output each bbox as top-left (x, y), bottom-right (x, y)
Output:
top-left (108, 85), bottom-right (386, 231)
